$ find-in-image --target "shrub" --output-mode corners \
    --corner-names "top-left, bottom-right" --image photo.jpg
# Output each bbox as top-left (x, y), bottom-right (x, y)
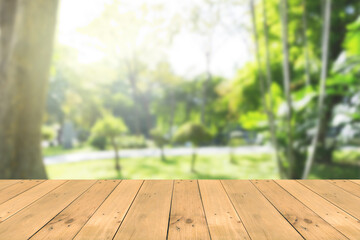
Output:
top-left (89, 134), bottom-right (107, 150)
top-left (173, 122), bottom-right (212, 172)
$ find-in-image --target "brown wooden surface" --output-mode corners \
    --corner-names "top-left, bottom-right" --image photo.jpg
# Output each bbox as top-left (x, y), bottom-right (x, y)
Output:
top-left (0, 180), bottom-right (359, 239)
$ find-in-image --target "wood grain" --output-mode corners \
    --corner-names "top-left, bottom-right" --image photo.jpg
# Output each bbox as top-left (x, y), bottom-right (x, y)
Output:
top-left (328, 180), bottom-right (360, 198)
top-left (252, 180), bottom-right (346, 240)
top-left (74, 180), bottom-right (143, 240)
top-left (0, 180), bottom-right (20, 191)
top-left (351, 180), bottom-right (360, 184)
top-left (31, 180), bottom-right (119, 240)
top-left (0, 180), bottom-right (95, 240)
top-left (0, 179), bottom-right (359, 240)
top-left (299, 180), bottom-right (360, 220)
top-left (168, 180), bottom-right (210, 240)
top-left (222, 180), bottom-right (302, 240)
top-left (199, 180), bottom-right (250, 240)
top-left (113, 180), bottom-right (173, 240)
top-left (0, 180), bottom-right (44, 204)
top-left (276, 180), bottom-right (360, 239)
top-left (0, 180), bottom-right (66, 223)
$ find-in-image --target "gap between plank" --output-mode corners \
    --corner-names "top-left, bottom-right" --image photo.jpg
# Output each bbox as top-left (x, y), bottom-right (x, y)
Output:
top-left (296, 180), bottom-right (360, 222)
top-left (249, 180), bottom-right (306, 240)
top-left (27, 180), bottom-right (98, 239)
top-left (111, 180), bottom-right (145, 240)
top-left (72, 180), bottom-right (122, 239)
top-left (272, 180), bottom-right (351, 240)
top-left (219, 180), bottom-right (252, 240)
top-left (165, 180), bottom-right (175, 240)
top-left (196, 180), bottom-right (212, 240)
top-left (0, 180), bottom-right (69, 223)
top-left (326, 180), bottom-right (360, 199)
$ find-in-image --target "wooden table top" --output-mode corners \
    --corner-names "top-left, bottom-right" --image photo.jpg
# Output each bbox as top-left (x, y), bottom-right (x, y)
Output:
top-left (0, 180), bottom-right (359, 239)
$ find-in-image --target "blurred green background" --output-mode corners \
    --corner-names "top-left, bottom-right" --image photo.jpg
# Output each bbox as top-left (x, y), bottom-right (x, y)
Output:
top-left (0, 0), bottom-right (359, 179)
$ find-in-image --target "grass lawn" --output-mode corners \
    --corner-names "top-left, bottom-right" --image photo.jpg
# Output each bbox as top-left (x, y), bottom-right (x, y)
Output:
top-left (43, 145), bottom-right (94, 157)
top-left (46, 153), bottom-right (360, 179)
top-left (46, 154), bottom-right (278, 179)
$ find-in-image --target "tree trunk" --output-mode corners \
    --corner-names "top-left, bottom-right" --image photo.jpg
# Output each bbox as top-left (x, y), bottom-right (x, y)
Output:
top-left (315, 96), bottom-right (342, 163)
top-left (0, 0), bottom-right (17, 74)
top-left (160, 146), bottom-right (166, 162)
top-left (111, 137), bottom-right (121, 176)
top-left (191, 147), bottom-right (197, 173)
top-left (250, 0), bottom-right (285, 177)
top-left (201, 50), bottom-right (212, 126)
top-left (0, 0), bottom-right (59, 179)
top-left (229, 146), bottom-right (236, 164)
top-left (280, 0), bottom-right (296, 178)
top-left (302, 0), bottom-right (332, 179)
top-left (261, 0), bottom-right (285, 177)
top-left (302, 0), bottom-right (311, 87)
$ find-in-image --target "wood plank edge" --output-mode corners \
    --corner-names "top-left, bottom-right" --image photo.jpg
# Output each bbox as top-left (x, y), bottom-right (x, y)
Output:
top-left (0, 180), bottom-right (69, 223)
top-left (249, 180), bottom-right (306, 239)
top-left (219, 180), bottom-right (252, 239)
top-left (27, 180), bottom-right (98, 239)
top-left (326, 180), bottom-right (360, 199)
top-left (196, 180), bottom-right (212, 239)
top-left (0, 180), bottom-right (21, 191)
top-left (165, 180), bottom-right (175, 240)
top-left (272, 180), bottom-right (351, 239)
top-left (107, 180), bottom-right (146, 240)
top-left (70, 180), bottom-right (122, 239)
top-left (296, 180), bottom-right (360, 222)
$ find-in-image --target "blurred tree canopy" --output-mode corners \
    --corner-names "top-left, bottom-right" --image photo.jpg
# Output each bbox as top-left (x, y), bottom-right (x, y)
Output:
top-left (2, 0), bottom-right (360, 179)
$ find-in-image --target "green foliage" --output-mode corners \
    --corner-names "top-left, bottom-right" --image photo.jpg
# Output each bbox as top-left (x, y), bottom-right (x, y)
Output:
top-left (89, 135), bottom-right (107, 150)
top-left (118, 135), bottom-right (147, 149)
top-left (41, 126), bottom-right (56, 141)
top-left (228, 131), bottom-right (247, 147)
top-left (150, 128), bottom-right (168, 148)
top-left (89, 115), bottom-right (128, 150)
top-left (173, 122), bottom-right (212, 146)
top-left (91, 115), bottom-right (128, 139)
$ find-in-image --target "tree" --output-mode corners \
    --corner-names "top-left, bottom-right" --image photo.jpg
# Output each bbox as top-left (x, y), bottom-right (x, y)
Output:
top-left (301, 0), bottom-right (311, 87)
top-left (279, 0), bottom-right (296, 177)
top-left (91, 115), bottom-right (127, 176)
top-left (302, 0), bottom-right (332, 179)
top-left (150, 128), bottom-right (169, 162)
top-left (173, 122), bottom-right (212, 172)
top-left (0, 0), bottom-right (59, 179)
top-left (250, 0), bottom-right (284, 176)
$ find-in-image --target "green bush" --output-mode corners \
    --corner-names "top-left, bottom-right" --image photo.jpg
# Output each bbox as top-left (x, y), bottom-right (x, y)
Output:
top-left (77, 128), bottom-right (90, 144)
top-left (42, 126), bottom-right (56, 141)
top-left (173, 122), bottom-right (212, 146)
top-left (150, 128), bottom-right (168, 148)
top-left (173, 122), bottom-right (212, 172)
top-left (89, 134), bottom-right (107, 150)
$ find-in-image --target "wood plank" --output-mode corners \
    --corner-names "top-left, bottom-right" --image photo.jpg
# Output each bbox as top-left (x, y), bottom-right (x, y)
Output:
top-left (31, 180), bottom-right (119, 240)
top-left (221, 180), bottom-right (302, 240)
top-left (328, 180), bottom-right (360, 198)
top-left (351, 180), bottom-right (360, 185)
top-left (74, 180), bottom-right (143, 240)
top-left (198, 180), bottom-right (250, 240)
top-left (277, 180), bottom-right (360, 240)
top-left (113, 180), bottom-right (173, 240)
top-left (299, 180), bottom-right (360, 220)
top-left (0, 180), bottom-right (66, 223)
top-left (168, 180), bottom-right (210, 240)
top-left (0, 180), bottom-right (95, 240)
top-left (0, 180), bottom-right (20, 191)
top-left (252, 180), bottom-right (346, 240)
top-left (0, 180), bottom-right (44, 204)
